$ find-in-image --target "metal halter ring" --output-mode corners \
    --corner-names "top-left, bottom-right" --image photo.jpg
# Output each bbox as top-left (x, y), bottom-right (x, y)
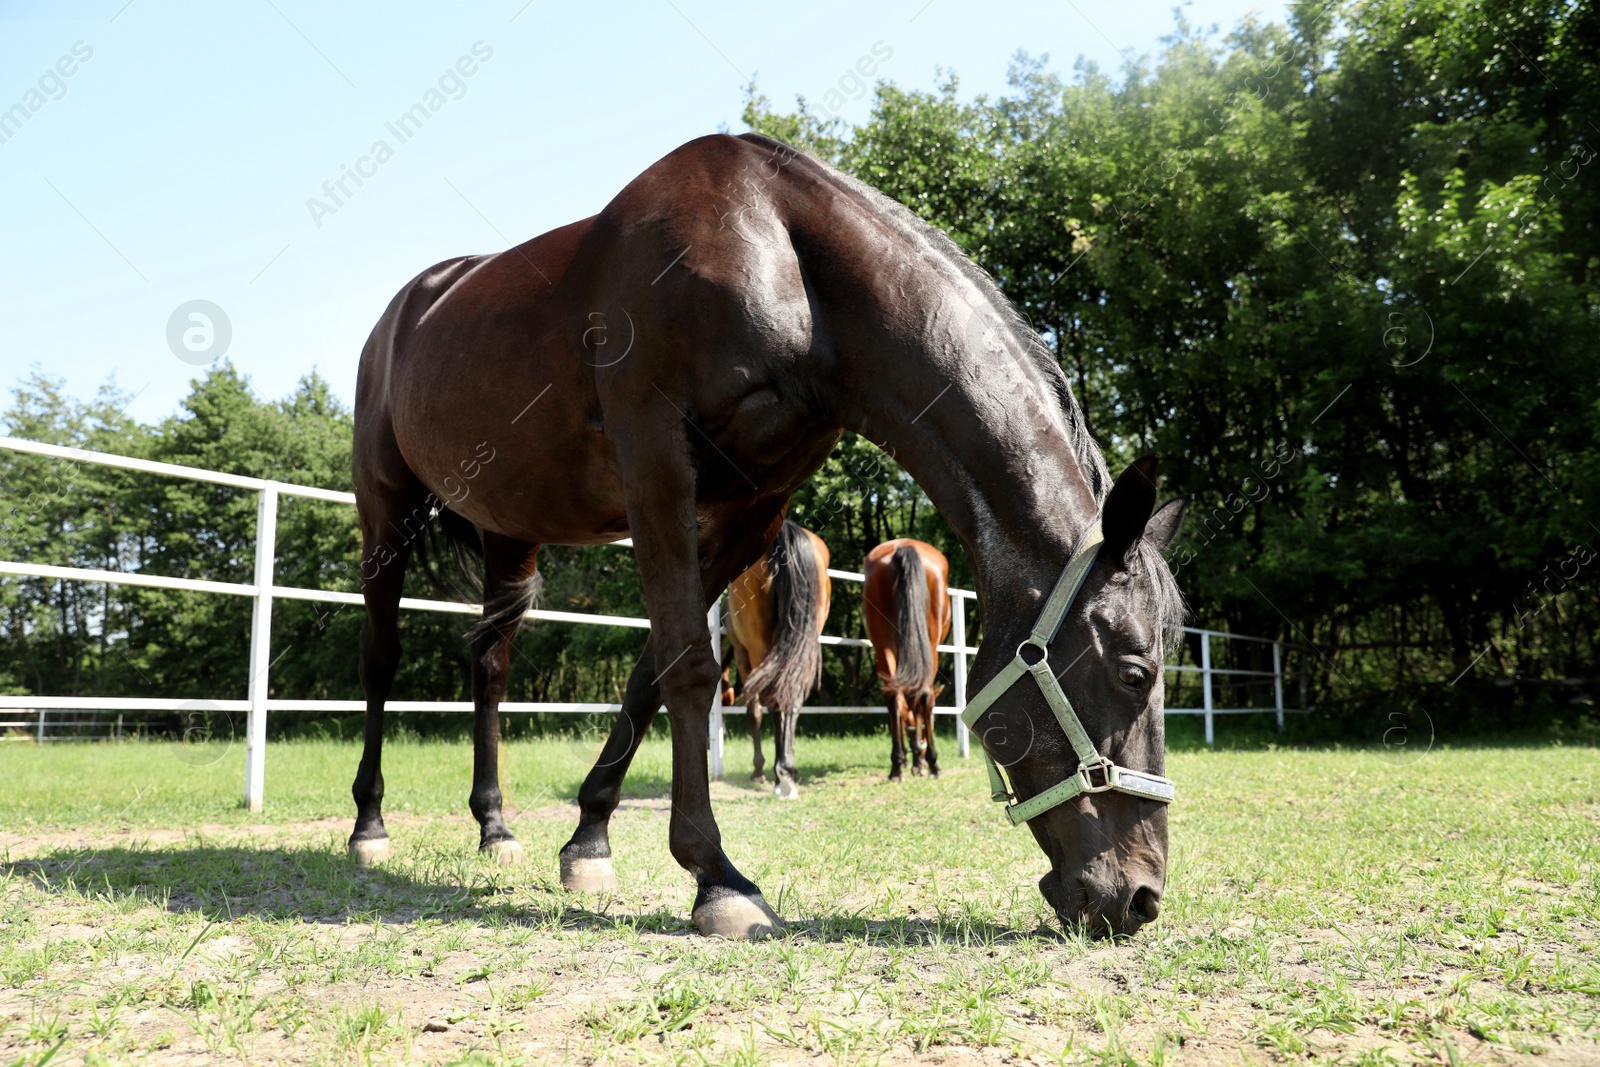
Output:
top-left (1015, 638), bottom-right (1049, 669)
top-left (960, 521), bottom-right (1177, 824)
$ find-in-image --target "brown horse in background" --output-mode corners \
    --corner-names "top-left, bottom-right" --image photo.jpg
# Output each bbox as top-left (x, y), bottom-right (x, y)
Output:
top-left (348, 131), bottom-right (1190, 940)
top-left (724, 520), bottom-right (831, 798)
top-left (863, 540), bottom-right (951, 781)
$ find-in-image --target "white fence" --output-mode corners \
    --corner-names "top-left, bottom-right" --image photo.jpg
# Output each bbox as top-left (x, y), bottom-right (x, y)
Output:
top-left (0, 437), bottom-right (1296, 807)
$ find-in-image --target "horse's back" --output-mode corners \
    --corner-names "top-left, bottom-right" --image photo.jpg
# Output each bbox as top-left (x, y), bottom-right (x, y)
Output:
top-left (353, 132), bottom-right (851, 543)
top-left (356, 215), bottom-right (642, 544)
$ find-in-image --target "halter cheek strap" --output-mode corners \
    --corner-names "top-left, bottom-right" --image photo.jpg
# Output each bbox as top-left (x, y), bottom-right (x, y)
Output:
top-left (958, 523), bottom-right (1176, 826)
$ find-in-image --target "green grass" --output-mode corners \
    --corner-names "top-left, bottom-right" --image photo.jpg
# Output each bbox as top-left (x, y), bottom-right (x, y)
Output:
top-left (0, 733), bottom-right (1595, 1065)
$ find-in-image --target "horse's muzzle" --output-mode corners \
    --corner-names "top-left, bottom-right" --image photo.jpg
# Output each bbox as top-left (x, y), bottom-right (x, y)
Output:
top-left (1040, 869), bottom-right (1162, 939)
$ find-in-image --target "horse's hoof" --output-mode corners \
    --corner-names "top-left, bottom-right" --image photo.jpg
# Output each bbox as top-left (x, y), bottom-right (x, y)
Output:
top-left (560, 854), bottom-right (619, 892)
top-left (773, 775), bottom-right (799, 800)
top-left (349, 838), bottom-right (391, 867)
top-left (481, 839), bottom-right (524, 865)
top-left (888, 773), bottom-right (903, 783)
top-left (692, 891), bottom-right (784, 940)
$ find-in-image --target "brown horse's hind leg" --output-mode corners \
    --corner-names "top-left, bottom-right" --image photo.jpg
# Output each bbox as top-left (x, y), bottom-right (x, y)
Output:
top-left (747, 699), bottom-right (766, 782)
top-left (737, 646), bottom-right (765, 782)
top-left (469, 532), bottom-right (540, 863)
top-left (349, 487), bottom-right (423, 866)
top-left (886, 689), bottom-right (909, 782)
top-left (773, 704), bottom-right (800, 799)
top-left (909, 690), bottom-right (929, 777)
top-left (918, 690), bottom-right (941, 778)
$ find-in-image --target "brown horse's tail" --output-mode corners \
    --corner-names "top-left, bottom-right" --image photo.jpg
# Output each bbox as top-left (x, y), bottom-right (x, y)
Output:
top-left (745, 521), bottom-right (825, 712)
top-left (889, 544), bottom-right (934, 693)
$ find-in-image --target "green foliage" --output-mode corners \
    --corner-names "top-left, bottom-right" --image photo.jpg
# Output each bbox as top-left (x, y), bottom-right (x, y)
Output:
top-left (2, 1), bottom-right (1595, 735)
top-left (0, 365), bottom-right (654, 738)
top-left (746, 0), bottom-right (1600, 726)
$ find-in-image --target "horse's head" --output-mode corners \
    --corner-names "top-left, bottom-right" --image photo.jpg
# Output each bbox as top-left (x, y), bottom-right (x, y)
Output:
top-left (975, 457), bottom-right (1188, 938)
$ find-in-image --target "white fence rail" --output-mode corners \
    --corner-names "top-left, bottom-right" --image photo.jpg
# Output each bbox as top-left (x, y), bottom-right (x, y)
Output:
top-left (0, 437), bottom-right (1297, 806)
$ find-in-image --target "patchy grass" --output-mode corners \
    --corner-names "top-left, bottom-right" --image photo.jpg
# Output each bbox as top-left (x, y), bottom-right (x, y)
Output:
top-left (0, 733), bottom-right (1595, 1065)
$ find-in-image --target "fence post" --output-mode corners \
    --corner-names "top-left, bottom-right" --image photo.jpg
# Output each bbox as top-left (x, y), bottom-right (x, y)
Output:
top-left (1273, 640), bottom-right (1284, 731)
top-left (36, 708), bottom-right (45, 744)
top-left (1200, 631), bottom-right (1214, 746)
top-left (952, 592), bottom-right (969, 758)
top-left (707, 596), bottom-right (724, 781)
top-left (244, 484), bottom-right (278, 812)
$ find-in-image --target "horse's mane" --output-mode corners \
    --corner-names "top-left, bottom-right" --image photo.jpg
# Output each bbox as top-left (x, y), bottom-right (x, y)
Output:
top-left (737, 133), bottom-right (1185, 642)
top-left (741, 132), bottom-right (1110, 505)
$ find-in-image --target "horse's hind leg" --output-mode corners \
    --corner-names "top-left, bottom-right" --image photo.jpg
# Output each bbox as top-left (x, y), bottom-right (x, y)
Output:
top-left (910, 692), bottom-right (928, 777)
top-left (469, 532), bottom-right (541, 863)
top-left (736, 647), bottom-right (766, 781)
top-left (747, 699), bottom-right (766, 782)
top-left (886, 689), bottom-right (909, 782)
top-left (349, 488), bottom-right (422, 865)
top-left (773, 704), bottom-right (800, 799)
top-left (918, 691), bottom-right (940, 778)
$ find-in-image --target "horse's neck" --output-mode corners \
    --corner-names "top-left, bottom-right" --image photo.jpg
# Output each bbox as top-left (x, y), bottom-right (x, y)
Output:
top-left (844, 296), bottom-right (1100, 633)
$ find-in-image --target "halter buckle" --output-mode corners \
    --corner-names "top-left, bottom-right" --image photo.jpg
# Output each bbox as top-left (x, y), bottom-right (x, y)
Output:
top-left (1076, 759), bottom-right (1116, 793)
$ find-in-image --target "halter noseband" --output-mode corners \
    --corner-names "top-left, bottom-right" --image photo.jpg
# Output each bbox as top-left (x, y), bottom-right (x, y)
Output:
top-left (958, 523), bottom-right (1176, 825)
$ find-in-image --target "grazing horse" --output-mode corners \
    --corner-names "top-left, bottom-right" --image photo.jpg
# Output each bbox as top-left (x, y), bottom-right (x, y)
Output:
top-left (348, 131), bottom-right (1189, 940)
top-left (862, 539), bottom-right (950, 782)
top-left (724, 520), bottom-right (831, 798)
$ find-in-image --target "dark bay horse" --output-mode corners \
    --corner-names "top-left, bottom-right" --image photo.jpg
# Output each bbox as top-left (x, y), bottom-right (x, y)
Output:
top-left (724, 519), bottom-right (831, 798)
top-left (862, 539), bottom-right (950, 782)
top-left (350, 131), bottom-right (1189, 939)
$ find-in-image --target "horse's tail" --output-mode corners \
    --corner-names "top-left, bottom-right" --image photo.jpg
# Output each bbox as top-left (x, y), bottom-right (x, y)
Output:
top-left (745, 521), bottom-right (825, 712)
top-left (889, 544), bottom-right (934, 692)
top-left (408, 500), bottom-right (475, 591)
top-left (411, 498), bottom-right (543, 644)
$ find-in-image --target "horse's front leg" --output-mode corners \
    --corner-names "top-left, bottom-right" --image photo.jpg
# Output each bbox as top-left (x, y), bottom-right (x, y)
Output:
top-left (559, 644), bottom-right (661, 891)
top-left (611, 423), bottom-right (783, 939)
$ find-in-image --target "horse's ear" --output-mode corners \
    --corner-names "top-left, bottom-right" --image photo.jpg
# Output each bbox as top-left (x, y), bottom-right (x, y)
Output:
top-left (1101, 456), bottom-right (1160, 563)
top-left (1144, 494), bottom-right (1192, 552)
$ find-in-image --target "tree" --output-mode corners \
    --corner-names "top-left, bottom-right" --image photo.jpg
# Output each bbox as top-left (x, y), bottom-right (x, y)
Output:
top-left (745, 0), bottom-right (1600, 726)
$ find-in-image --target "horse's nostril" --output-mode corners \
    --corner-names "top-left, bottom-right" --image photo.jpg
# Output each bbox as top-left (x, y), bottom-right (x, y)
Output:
top-left (1129, 885), bottom-right (1162, 925)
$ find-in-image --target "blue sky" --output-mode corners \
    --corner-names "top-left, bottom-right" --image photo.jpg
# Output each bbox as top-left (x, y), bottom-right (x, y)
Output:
top-left (0, 0), bottom-right (1284, 424)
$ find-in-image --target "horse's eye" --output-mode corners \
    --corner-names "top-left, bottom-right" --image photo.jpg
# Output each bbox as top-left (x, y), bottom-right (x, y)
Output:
top-left (1118, 664), bottom-right (1147, 689)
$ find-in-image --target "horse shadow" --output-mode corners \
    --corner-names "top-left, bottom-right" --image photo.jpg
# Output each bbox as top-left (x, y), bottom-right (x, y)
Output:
top-left (5, 841), bottom-right (1053, 947)
top-left (4, 841), bottom-right (690, 934)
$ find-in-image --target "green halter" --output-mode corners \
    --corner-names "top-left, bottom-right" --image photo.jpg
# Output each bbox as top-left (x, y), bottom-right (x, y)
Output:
top-left (959, 523), bottom-right (1176, 826)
